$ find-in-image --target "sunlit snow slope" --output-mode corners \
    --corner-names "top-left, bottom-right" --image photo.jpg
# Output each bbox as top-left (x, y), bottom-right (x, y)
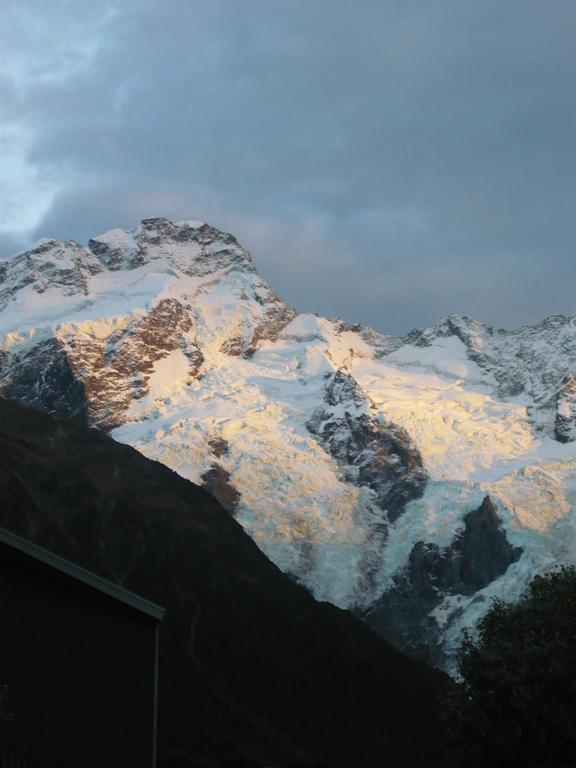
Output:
top-left (2, 217), bottom-right (576, 669)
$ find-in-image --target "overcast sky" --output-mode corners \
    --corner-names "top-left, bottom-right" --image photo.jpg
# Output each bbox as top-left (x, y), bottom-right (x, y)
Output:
top-left (1, 1), bottom-right (575, 333)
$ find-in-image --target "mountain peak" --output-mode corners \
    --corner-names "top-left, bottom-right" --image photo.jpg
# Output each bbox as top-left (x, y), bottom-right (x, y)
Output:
top-left (88, 217), bottom-right (252, 275)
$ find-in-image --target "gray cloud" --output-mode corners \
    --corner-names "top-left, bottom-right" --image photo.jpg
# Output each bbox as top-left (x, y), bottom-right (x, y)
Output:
top-left (1, 0), bottom-right (575, 333)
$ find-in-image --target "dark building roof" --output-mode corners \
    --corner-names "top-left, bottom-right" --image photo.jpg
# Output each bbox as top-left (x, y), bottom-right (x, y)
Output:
top-left (0, 525), bottom-right (165, 621)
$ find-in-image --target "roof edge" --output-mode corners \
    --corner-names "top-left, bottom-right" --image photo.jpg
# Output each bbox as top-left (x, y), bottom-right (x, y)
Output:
top-left (0, 526), bottom-right (166, 621)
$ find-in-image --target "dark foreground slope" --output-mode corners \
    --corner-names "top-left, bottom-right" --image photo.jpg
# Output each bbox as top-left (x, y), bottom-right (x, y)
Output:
top-left (0, 398), bottom-right (445, 767)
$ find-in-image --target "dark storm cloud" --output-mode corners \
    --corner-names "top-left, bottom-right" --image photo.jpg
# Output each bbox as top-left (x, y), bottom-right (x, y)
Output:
top-left (3, 0), bottom-right (575, 332)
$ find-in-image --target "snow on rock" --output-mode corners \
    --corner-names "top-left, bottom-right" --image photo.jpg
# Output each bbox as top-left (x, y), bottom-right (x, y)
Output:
top-left (364, 496), bottom-right (523, 667)
top-left (554, 376), bottom-right (576, 443)
top-left (3, 217), bottom-right (576, 670)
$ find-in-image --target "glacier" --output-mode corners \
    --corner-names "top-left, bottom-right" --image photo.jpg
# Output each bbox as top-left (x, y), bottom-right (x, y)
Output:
top-left (2, 216), bottom-right (576, 669)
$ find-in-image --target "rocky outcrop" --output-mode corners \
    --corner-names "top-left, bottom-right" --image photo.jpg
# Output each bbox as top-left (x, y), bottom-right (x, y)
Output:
top-left (201, 463), bottom-right (240, 513)
top-left (0, 239), bottom-right (103, 309)
top-left (456, 496), bottom-right (523, 591)
top-left (554, 375), bottom-right (576, 443)
top-left (0, 398), bottom-right (446, 768)
top-left (0, 338), bottom-right (90, 423)
top-left (363, 496), bottom-right (522, 667)
top-left (219, 288), bottom-right (297, 359)
top-left (202, 437), bottom-right (241, 514)
top-left (322, 369), bottom-right (366, 408)
top-left (88, 217), bottom-right (253, 276)
top-left (404, 313), bottom-right (576, 423)
top-left (0, 298), bottom-right (203, 431)
top-left (308, 371), bottom-right (427, 523)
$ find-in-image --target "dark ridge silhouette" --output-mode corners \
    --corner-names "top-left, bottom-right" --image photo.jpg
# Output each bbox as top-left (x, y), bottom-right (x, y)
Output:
top-left (0, 397), bottom-right (447, 767)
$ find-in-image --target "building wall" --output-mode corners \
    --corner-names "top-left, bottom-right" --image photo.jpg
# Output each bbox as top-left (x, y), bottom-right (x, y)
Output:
top-left (0, 545), bottom-right (158, 768)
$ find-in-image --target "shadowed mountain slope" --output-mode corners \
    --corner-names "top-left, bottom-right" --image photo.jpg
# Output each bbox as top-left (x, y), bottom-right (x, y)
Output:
top-left (0, 398), bottom-right (445, 767)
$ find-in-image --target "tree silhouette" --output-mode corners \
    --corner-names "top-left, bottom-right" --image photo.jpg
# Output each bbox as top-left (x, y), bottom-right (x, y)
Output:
top-left (445, 566), bottom-right (576, 767)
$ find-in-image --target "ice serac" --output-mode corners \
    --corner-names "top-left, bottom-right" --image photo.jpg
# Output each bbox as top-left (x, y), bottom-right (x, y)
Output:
top-left (3, 217), bottom-right (576, 670)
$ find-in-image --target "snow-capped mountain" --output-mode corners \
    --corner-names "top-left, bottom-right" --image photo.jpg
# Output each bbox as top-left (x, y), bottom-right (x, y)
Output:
top-left (2, 216), bottom-right (576, 669)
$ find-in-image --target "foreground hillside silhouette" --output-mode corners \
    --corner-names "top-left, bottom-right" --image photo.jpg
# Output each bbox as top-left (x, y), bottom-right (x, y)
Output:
top-left (0, 397), bottom-right (446, 767)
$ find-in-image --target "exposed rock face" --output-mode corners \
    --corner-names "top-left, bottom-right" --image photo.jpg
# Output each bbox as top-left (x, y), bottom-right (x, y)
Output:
top-left (219, 298), bottom-right (296, 359)
top-left (554, 375), bottom-right (576, 443)
top-left (0, 239), bottom-right (103, 310)
top-left (364, 497), bottom-right (522, 667)
top-left (201, 463), bottom-right (240, 513)
top-left (322, 368), bottom-right (366, 408)
top-left (307, 371), bottom-right (427, 523)
top-left (0, 298), bottom-right (203, 430)
top-left (202, 437), bottom-right (241, 515)
top-left (457, 496), bottom-right (523, 591)
top-left (1, 338), bottom-right (90, 423)
top-left (88, 218), bottom-right (252, 276)
top-left (0, 219), bottom-right (288, 431)
top-left (0, 398), bottom-right (446, 768)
